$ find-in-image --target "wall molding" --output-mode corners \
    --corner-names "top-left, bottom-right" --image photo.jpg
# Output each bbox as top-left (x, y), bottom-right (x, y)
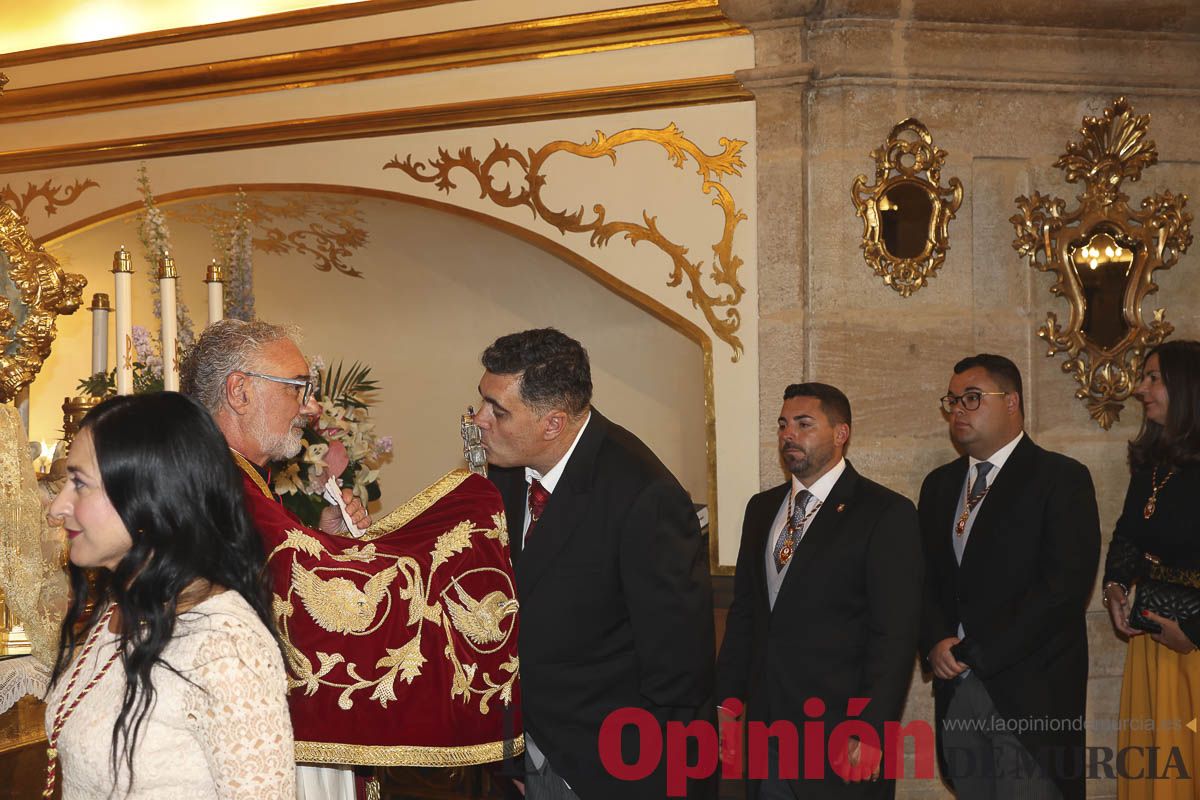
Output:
top-left (0, 1), bottom-right (747, 123)
top-left (0, 0), bottom-right (463, 67)
top-left (0, 76), bottom-right (751, 174)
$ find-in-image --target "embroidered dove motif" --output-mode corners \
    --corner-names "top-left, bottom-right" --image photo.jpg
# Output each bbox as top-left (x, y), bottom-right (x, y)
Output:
top-left (291, 561), bottom-right (398, 634)
top-left (443, 580), bottom-right (518, 645)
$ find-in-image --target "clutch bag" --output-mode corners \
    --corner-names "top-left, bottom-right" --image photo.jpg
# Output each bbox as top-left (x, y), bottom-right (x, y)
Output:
top-left (1128, 556), bottom-right (1200, 634)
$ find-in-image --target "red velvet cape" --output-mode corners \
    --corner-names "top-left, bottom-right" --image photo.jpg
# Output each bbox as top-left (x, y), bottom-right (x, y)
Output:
top-left (235, 454), bottom-right (523, 767)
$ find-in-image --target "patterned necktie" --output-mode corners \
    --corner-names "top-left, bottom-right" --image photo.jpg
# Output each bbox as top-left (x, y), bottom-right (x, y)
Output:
top-left (773, 490), bottom-right (812, 572)
top-left (954, 462), bottom-right (994, 563)
top-left (526, 479), bottom-right (550, 538)
top-left (969, 462), bottom-right (993, 504)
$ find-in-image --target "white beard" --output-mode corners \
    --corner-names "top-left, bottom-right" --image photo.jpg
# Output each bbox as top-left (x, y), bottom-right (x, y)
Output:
top-left (252, 412), bottom-right (306, 462)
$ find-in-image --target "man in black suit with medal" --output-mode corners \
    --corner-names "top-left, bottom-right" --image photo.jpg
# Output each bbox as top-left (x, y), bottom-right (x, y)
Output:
top-left (919, 354), bottom-right (1100, 800)
top-left (716, 382), bottom-right (923, 799)
top-left (473, 328), bottom-right (715, 800)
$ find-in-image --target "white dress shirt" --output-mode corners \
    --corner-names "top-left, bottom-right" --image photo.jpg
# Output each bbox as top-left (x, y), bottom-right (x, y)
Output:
top-left (763, 458), bottom-right (847, 610)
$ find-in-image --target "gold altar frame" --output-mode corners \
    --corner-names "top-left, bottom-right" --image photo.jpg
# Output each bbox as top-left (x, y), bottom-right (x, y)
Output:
top-left (0, 201), bottom-right (85, 403)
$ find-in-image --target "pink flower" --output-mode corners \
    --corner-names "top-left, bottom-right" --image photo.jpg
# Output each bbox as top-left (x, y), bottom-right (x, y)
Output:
top-left (325, 440), bottom-right (350, 479)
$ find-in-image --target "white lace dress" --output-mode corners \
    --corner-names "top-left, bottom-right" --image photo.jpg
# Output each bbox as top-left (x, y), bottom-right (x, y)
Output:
top-left (44, 591), bottom-right (296, 799)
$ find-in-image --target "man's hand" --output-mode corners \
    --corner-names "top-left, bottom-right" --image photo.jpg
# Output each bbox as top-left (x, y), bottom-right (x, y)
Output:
top-left (1104, 583), bottom-right (1140, 637)
top-left (832, 737), bottom-right (881, 783)
top-left (318, 487), bottom-right (372, 534)
top-left (1144, 611), bottom-right (1198, 654)
top-left (929, 636), bottom-right (968, 680)
top-left (718, 706), bottom-right (741, 768)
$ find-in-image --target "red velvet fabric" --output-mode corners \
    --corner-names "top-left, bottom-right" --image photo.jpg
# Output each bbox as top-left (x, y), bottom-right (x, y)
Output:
top-left (239, 466), bottom-right (522, 766)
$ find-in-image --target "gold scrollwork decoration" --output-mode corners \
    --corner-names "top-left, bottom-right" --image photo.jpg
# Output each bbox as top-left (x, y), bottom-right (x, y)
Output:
top-left (851, 118), bottom-right (963, 296)
top-left (0, 178), bottom-right (99, 225)
top-left (385, 123), bottom-right (748, 360)
top-left (1011, 97), bottom-right (1193, 429)
top-left (172, 193), bottom-right (369, 278)
top-left (0, 202), bottom-right (86, 403)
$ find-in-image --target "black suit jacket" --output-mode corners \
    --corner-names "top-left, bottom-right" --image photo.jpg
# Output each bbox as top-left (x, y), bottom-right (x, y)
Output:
top-left (490, 410), bottom-right (715, 800)
top-left (716, 461), bottom-right (923, 799)
top-left (917, 434), bottom-right (1099, 800)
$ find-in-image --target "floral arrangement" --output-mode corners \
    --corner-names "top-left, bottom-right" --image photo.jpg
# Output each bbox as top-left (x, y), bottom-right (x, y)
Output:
top-left (136, 164), bottom-right (197, 351)
top-left (77, 325), bottom-right (165, 397)
top-left (274, 360), bottom-right (394, 528)
top-left (79, 168), bottom-right (258, 392)
top-left (210, 188), bottom-right (256, 321)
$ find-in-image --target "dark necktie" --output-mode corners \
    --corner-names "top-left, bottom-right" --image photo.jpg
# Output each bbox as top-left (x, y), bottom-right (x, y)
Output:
top-left (527, 479), bottom-right (550, 538)
top-left (954, 461), bottom-right (994, 563)
top-left (773, 489), bottom-right (812, 572)
top-left (969, 462), bottom-right (993, 504)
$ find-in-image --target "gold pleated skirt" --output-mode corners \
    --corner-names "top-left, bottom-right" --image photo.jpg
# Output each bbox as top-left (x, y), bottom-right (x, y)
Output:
top-left (1118, 634), bottom-right (1200, 799)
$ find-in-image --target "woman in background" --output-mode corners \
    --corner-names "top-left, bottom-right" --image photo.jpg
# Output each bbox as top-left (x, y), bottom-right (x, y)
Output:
top-left (1102, 339), bottom-right (1200, 799)
top-left (45, 392), bottom-right (294, 799)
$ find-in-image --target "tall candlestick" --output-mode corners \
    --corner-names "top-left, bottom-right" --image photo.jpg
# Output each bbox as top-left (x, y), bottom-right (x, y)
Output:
top-left (158, 253), bottom-right (179, 392)
top-left (112, 246), bottom-right (134, 395)
top-left (89, 293), bottom-right (111, 376)
top-left (204, 259), bottom-right (224, 325)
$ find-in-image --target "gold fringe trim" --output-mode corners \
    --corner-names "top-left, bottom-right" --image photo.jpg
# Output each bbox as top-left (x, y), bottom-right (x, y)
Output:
top-left (360, 469), bottom-right (470, 542)
top-left (231, 449), bottom-right (273, 500)
top-left (295, 735), bottom-right (524, 767)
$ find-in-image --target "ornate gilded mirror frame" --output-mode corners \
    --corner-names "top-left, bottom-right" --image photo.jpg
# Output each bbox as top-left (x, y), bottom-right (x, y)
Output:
top-left (1011, 97), bottom-right (1193, 429)
top-left (851, 118), bottom-right (963, 296)
top-left (0, 200), bottom-right (86, 403)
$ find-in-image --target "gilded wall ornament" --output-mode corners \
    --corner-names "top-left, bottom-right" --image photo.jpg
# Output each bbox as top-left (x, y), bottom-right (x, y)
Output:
top-left (171, 192), bottom-right (369, 277)
top-left (386, 123), bottom-right (749, 359)
top-left (1011, 97), bottom-right (1193, 429)
top-left (0, 202), bottom-right (86, 403)
top-left (0, 177), bottom-right (99, 225)
top-left (851, 118), bottom-right (963, 296)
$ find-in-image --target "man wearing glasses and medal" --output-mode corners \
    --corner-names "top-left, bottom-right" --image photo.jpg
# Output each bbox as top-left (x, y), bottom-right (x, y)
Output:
top-left (918, 354), bottom-right (1100, 800)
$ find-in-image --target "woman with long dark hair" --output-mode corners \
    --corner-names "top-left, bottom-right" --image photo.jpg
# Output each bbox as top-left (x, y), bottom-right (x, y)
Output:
top-left (1102, 339), bottom-right (1200, 798)
top-left (45, 392), bottom-right (294, 798)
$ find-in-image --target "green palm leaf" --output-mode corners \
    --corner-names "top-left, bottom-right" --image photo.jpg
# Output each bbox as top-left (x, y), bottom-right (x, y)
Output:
top-left (319, 360), bottom-right (379, 409)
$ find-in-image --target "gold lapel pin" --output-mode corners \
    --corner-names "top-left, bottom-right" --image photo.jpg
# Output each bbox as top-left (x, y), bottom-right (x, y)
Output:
top-left (836, 503), bottom-right (846, 512)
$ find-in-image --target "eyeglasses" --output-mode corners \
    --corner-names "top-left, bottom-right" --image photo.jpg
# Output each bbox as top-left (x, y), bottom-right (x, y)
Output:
top-left (242, 370), bottom-right (316, 405)
top-left (940, 391), bottom-right (1007, 413)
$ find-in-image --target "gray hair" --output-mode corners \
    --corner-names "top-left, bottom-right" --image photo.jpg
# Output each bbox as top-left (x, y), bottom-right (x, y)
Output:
top-left (181, 319), bottom-right (296, 415)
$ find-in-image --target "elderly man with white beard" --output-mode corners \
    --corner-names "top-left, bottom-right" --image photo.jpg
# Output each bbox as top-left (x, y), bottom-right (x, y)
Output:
top-left (182, 319), bottom-right (371, 800)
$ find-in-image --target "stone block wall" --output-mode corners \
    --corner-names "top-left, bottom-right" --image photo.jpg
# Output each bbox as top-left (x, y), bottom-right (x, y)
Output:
top-left (724, 1), bottom-right (1200, 795)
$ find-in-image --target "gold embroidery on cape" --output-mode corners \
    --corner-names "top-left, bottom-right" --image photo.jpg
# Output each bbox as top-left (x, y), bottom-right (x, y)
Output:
top-left (230, 449), bottom-right (272, 499)
top-left (268, 469), bottom-right (518, 718)
top-left (291, 561), bottom-right (397, 635)
top-left (293, 735), bottom-right (525, 768)
top-left (441, 570), bottom-right (518, 650)
top-left (362, 469), bottom-right (470, 540)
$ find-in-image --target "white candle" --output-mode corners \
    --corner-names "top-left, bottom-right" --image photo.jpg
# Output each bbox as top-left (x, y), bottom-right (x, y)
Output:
top-left (89, 293), bottom-right (111, 376)
top-left (159, 253), bottom-right (179, 391)
top-left (112, 246), bottom-right (134, 395)
top-left (204, 259), bottom-right (224, 325)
